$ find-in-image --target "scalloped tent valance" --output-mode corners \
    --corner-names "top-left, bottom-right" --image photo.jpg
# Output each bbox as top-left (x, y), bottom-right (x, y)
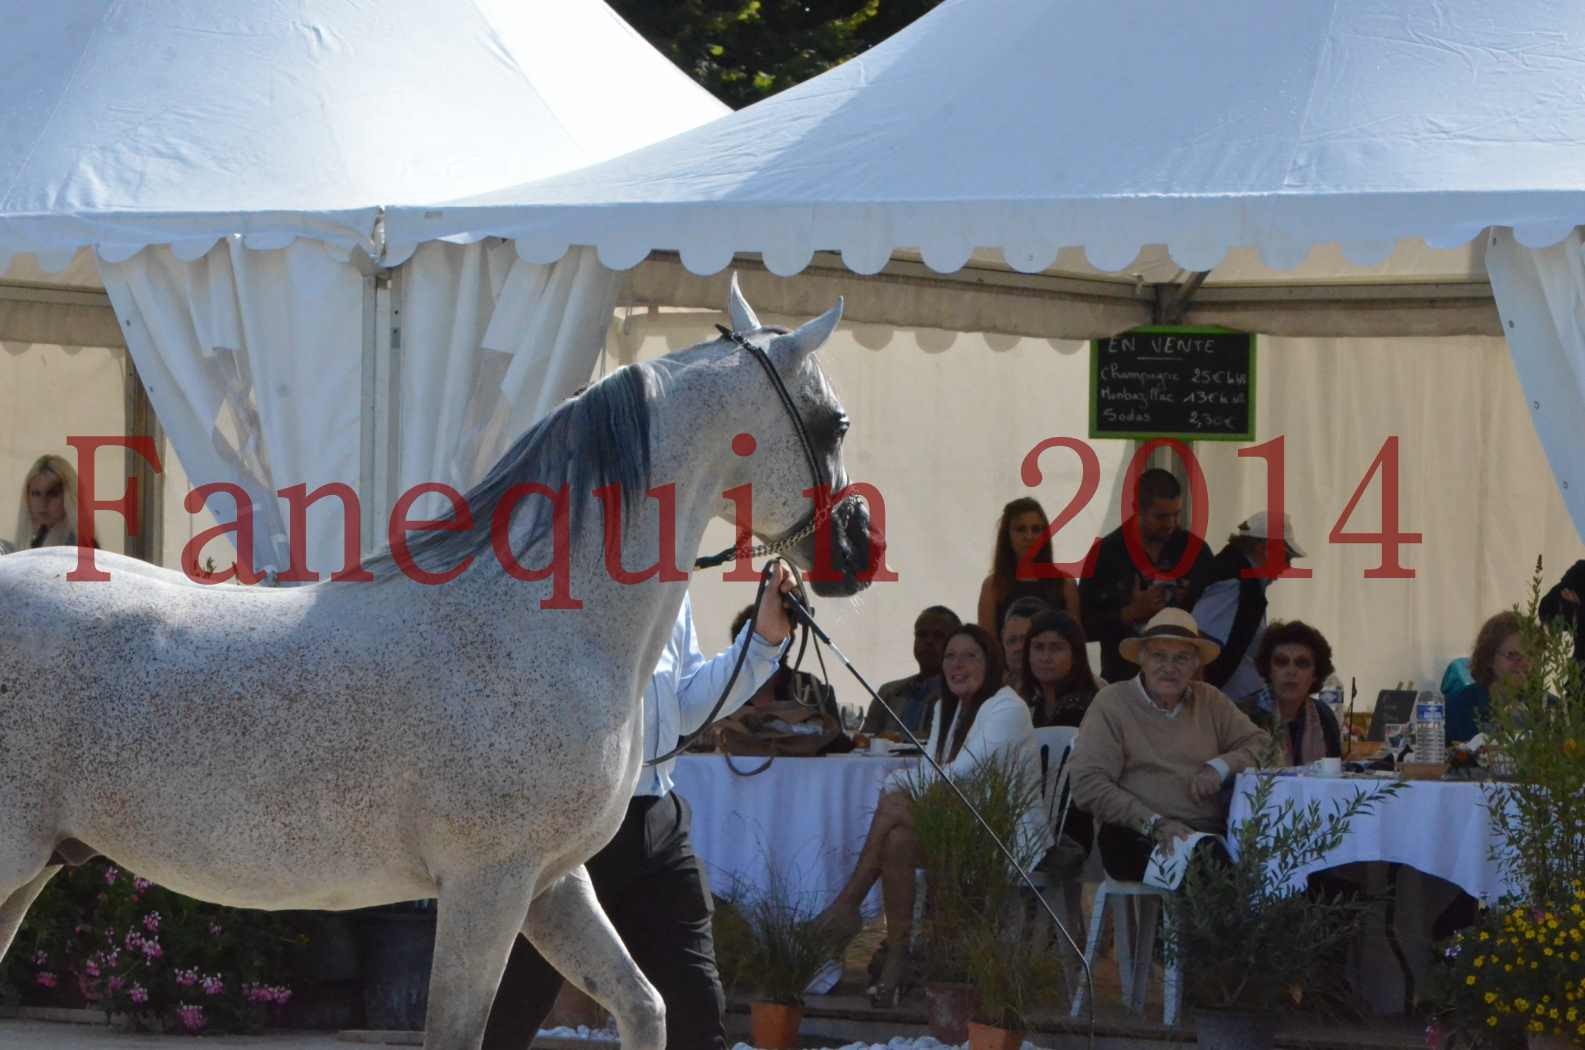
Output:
top-left (384, 0), bottom-right (1585, 277)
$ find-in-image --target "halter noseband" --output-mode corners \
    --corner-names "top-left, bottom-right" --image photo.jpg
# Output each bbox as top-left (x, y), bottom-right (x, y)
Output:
top-left (692, 324), bottom-right (846, 572)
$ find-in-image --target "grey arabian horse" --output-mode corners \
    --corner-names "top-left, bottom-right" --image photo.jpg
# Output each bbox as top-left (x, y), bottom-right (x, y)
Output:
top-left (0, 281), bottom-right (875, 1050)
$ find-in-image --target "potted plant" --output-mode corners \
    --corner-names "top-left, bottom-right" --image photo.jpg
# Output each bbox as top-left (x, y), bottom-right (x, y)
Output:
top-left (1429, 566), bottom-right (1585, 1050)
top-left (1163, 771), bottom-right (1400, 1050)
top-left (740, 874), bottom-right (837, 1050)
top-left (963, 917), bottom-right (1065, 1050)
top-left (908, 755), bottom-right (1043, 1044)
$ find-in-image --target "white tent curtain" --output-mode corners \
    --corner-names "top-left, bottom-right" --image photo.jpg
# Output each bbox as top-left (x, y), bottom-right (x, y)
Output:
top-left (394, 242), bottom-right (617, 519)
top-left (100, 239), bottom-right (363, 577)
top-left (1484, 227), bottom-right (1585, 542)
top-left (100, 239), bottom-right (617, 576)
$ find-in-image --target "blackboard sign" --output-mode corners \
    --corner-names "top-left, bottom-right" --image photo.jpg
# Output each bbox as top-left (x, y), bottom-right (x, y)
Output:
top-left (1089, 326), bottom-right (1256, 441)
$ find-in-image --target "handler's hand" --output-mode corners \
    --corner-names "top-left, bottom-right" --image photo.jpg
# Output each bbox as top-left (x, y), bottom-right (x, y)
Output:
top-left (753, 562), bottom-right (798, 645)
top-left (1188, 764), bottom-right (1224, 803)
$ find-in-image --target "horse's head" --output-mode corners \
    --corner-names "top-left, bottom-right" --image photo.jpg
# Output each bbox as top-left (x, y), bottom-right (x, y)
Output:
top-left (712, 276), bottom-right (878, 598)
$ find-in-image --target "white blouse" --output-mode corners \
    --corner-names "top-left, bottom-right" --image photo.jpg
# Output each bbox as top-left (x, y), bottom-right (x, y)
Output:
top-left (886, 685), bottom-right (1052, 862)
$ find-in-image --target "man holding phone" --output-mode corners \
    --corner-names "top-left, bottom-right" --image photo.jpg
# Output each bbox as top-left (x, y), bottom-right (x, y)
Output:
top-left (1081, 468), bottom-right (1214, 683)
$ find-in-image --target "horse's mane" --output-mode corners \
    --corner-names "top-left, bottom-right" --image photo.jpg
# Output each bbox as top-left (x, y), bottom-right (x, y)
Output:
top-left (365, 360), bottom-right (663, 583)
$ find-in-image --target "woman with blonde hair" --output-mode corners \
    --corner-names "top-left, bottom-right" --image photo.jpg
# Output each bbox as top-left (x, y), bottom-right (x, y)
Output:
top-left (14, 454), bottom-right (83, 549)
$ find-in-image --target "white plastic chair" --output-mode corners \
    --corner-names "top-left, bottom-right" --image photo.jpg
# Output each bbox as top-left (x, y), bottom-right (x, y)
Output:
top-left (1070, 877), bottom-right (1181, 1025)
top-left (1061, 735), bottom-right (1182, 1027)
top-left (1013, 727), bottom-right (1091, 992)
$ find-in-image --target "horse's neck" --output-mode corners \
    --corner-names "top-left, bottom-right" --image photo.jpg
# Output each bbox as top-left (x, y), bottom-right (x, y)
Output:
top-left (555, 391), bottom-right (731, 660)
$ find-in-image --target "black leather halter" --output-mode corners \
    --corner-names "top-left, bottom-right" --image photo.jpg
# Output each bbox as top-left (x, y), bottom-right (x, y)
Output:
top-left (693, 324), bottom-right (839, 571)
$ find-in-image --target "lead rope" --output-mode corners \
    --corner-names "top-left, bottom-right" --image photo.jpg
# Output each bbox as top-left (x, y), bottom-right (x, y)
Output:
top-left (779, 590), bottom-right (1097, 1049)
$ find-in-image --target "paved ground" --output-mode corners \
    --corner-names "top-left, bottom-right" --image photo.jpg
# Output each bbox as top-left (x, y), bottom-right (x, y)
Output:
top-left (0, 1019), bottom-right (365, 1048)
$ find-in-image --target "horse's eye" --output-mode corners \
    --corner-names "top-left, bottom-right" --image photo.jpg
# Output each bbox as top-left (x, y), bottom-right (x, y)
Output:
top-left (835, 415), bottom-right (851, 437)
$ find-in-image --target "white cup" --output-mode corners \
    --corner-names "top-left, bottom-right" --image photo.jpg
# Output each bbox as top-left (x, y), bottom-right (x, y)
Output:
top-left (869, 737), bottom-right (890, 755)
top-left (1314, 757), bottom-right (1343, 777)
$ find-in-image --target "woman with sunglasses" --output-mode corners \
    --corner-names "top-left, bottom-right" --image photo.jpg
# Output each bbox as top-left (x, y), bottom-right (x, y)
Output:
top-left (1252, 621), bottom-right (1342, 765)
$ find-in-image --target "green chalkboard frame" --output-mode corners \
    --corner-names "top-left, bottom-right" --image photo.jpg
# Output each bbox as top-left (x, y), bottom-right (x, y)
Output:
top-left (1088, 325), bottom-right (1258, 442)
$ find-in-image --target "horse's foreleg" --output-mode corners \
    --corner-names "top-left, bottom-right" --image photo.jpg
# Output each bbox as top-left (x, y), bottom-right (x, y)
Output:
top-left (523, 865), bottom-right (665, 1050)
top-left (424, 861), bottom-right (540, 1050)
top-left (0, 866), bottom-right (61, 964)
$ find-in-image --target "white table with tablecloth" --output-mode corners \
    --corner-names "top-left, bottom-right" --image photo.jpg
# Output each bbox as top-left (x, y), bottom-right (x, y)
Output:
top-left (1228, 772), bottom-right (1516, 901)
top-left (672, 752), bottom-right (916, 916)
top-left (1229, 771), bottom-right (1518, 1013)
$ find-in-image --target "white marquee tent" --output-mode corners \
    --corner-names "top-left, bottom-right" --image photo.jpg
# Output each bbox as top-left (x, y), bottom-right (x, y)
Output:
top-left (1, 0), bottom-right (725, 572)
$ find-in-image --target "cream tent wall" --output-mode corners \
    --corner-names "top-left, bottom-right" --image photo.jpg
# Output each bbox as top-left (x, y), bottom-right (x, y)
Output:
top-left (607, 309), bottom-right (1582, 715)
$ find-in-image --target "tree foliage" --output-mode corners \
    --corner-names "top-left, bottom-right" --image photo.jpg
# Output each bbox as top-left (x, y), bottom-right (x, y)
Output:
top-left (608, 0), bottom-right (944, 109)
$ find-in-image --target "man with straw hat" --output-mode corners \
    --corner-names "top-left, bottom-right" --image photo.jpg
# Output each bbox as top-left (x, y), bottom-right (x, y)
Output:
top-left (1069, 608), bottom-right (1267, 882)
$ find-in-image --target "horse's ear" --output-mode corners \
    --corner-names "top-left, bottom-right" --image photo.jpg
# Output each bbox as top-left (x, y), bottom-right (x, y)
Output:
top-left (726, 272), bottom-right (761, 333)
top-left (770, 297), bottom-right (843, 368)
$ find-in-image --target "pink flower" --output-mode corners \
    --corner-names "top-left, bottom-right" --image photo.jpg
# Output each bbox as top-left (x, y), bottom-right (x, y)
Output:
top-left (128, 983), bottom-right (148, 1005)
top-left (208, 922), bottom-right (223, 938)
top-left (35, 972), bottom-right (57, 989)
top-left (31, 950), bottom-right (48, 967)
top-left (84, 960), bottom-right (100, 978)
top-left (175, 1003), bottom-right (206, 1034)
top-left (200, 975), bottom-right (224, 997)
top-left (133, 878), bottom-right (152, 893)
top-left (124, 930), bottom-right (143, 950)
top-left (103, 866), bottom-right (120, 885)
top-left (107, 977), bottom-right (124, 995)
top-left (174, 968), bottom-right (198, 988)
top-left (142, 912), bottom-right (161, 933)
top-left (139, 937), bottom-right (162, 961)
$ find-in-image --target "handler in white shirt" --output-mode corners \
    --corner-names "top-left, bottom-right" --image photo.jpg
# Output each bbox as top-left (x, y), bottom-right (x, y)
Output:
top-left (484, 567), bottom-right (795, 1050)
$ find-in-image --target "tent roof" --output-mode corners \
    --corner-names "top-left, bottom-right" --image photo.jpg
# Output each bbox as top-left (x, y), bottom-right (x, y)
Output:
top-left (386, 0), bottom-right (1585, 277)
top-left (0, 0), bottom-right (725, 271)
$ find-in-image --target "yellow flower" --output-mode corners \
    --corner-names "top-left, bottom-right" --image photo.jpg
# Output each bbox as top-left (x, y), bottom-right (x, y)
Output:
top-left (1487, 1016), bottom-right (1498, 1027)
top-left (1518, 998), bottom-right (1532, 1012)
top-left (1475, 956), bottom-right (1486, 968)
top-left (1506, 965), bottom-right (1515, 973)
top-left (1487, 993), bottom-right (1499, 1005)
top-left (1481, 930), bottom-right (1492, 941)
top-left (1546, 948), bottom-right (1556, 957)
top-left (1467, 976), bottom-right (1478, 986)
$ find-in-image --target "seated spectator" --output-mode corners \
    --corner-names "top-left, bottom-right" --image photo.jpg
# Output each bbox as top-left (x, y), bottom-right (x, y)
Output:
top-left (1080, 469), bottom-right (1215, 684)
top-left (1000, 595), bottom-right (1052, 693)
top-left (1251, 621), bottom-right (1342, 765)
top-left (1069, 609), bottom-right (1265, 882)
top-left (813, 625), bottom-right (1045, 1006)
top-left (1019, 610), bottom-right (1101, 729)
top-left (1192, 511), bottom-right (1306, 706)
top-left (976, 497), bottom-right (1079, 634)
top-left (14, 454), bottom-right (85, 549)
top-left (1539, 560), bottom-right (1585, 666)
top-left (861, 605), bottom-right (961, 737)
top-left (1447, 611), bottom-right (1531, 744)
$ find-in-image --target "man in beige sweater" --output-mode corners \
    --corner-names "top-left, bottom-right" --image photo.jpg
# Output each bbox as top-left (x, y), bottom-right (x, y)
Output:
top-left (1070, 608), bottom-right (1268, 881)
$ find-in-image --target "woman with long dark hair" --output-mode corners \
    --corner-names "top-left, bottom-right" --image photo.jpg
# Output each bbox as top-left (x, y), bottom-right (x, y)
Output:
top-left (1019, 610), bottom-right (1101, 728)
top-left (976, 497), bottom-right (1080, 633)
top-left (812, 624), bottom-right (1044, 1005)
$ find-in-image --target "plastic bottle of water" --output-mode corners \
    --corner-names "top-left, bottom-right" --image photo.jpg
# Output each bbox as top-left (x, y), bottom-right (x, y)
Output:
top-left (1413, 689), bottom-right (1447, 765)
top-left (1318, 673), bottom-right (1345, 727)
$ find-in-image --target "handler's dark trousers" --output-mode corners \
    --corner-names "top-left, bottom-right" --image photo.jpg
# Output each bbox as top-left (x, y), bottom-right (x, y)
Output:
top-left (481, 792), bottom-right (726, 1050)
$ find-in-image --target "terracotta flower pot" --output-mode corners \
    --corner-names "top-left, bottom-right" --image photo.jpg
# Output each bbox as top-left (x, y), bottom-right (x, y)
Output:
top-left (925, 982), bottom-right (979, 1045)
top-left (968, 1019), bottom-right (1026, 1050)
top-left (750, 1000), bottom-right (803, 1050)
